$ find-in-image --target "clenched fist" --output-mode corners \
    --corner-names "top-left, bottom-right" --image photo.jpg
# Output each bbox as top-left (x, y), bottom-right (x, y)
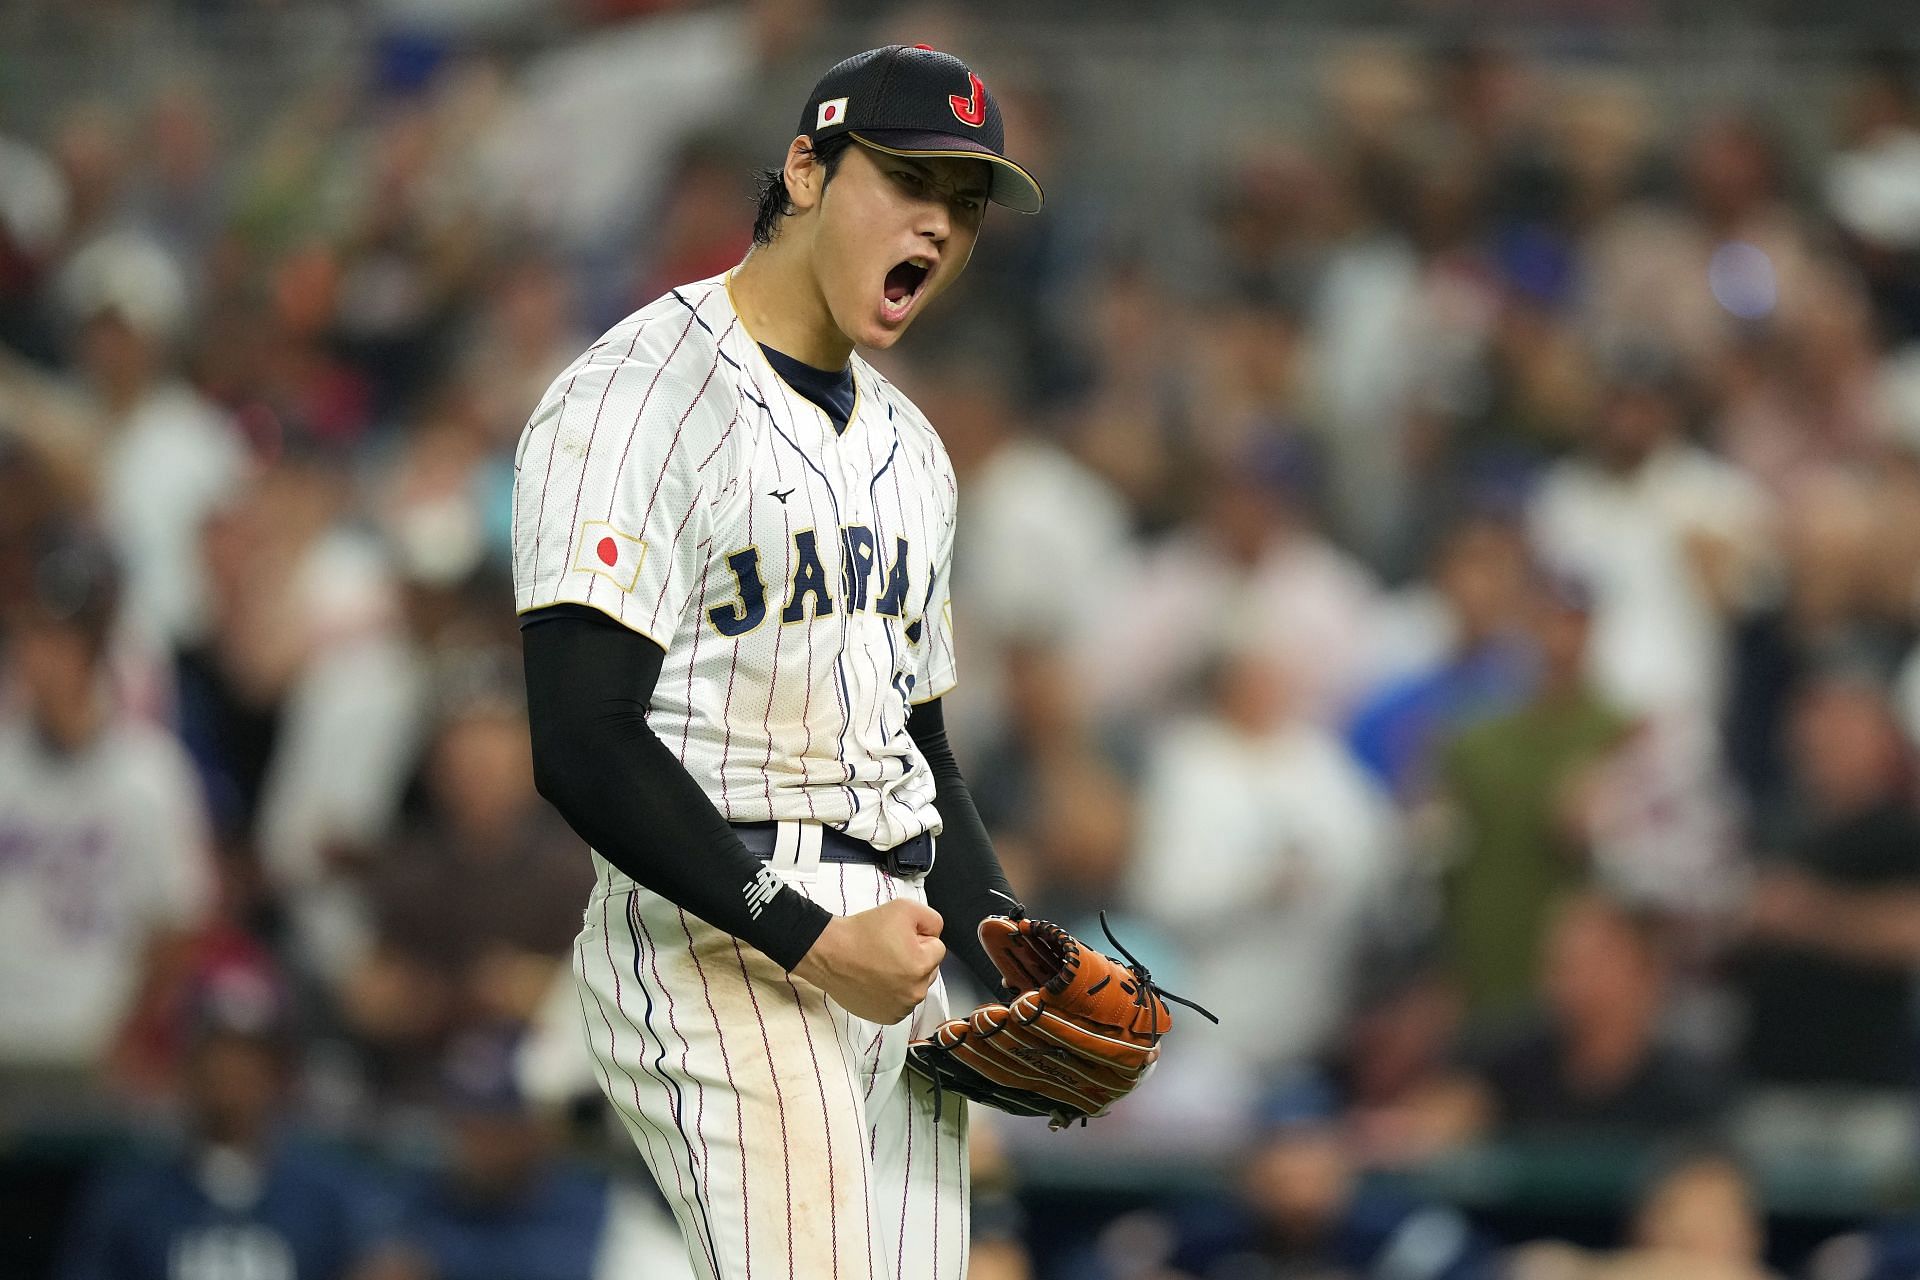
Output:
top-left (794, 899), bottom-right (944, 1023)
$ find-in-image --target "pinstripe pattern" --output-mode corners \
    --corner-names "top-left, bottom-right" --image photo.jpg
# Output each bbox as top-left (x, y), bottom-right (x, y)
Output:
top-left (527, 273), bottom-right (974, 1278)
top-left (679, 903), bottom-right (751, 1278)
top-left (576, 889), bottom-right (722, 1279)
top-left (512, 275), bottom-right (955, 848)
top-left (582, 855), bottom-right (968, 1279)
top-left (626, 894), bottom-right (726, 1278)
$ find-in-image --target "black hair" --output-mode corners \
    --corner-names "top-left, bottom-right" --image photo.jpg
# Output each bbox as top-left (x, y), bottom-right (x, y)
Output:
top-left (751, 134), bottom-right (857, 247)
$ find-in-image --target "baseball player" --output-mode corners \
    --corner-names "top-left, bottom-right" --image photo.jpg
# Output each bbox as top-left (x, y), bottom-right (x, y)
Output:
top-left (512, 45), bottom-right (1041, 1280)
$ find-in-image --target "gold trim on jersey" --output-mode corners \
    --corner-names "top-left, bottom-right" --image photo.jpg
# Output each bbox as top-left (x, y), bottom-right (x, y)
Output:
top-left (513, 597), bottom-right (671, 652)
top-left (724, 271), bottom-right (866, 440)
top-left (907, 678), bottom-right (957, 706)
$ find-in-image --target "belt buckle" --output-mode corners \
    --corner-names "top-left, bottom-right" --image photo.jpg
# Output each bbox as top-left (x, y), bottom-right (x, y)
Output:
top-left (884, 832), bottom-right (934, 876)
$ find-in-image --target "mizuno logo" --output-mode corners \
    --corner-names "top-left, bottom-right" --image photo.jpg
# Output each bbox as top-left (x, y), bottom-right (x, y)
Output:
top-left (769, 488), bottom-right (795, 504)
top-left (744, 866), bottom-right (782, 919)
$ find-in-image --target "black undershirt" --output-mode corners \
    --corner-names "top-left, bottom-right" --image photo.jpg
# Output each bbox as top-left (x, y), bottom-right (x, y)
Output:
top-left (760, 344), bottom-right (855, 434)
top-left (520, 606), bottom-right (1015, 991)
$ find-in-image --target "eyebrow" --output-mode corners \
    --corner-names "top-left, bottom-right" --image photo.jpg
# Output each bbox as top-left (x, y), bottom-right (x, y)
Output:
top-left (894, 156), bottom-right (990, 200)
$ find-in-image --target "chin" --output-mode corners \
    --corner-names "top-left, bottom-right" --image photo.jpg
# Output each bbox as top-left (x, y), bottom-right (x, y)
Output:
top-left (837, 304), bottom-right (912, 351)
top-left (862, 322), bottom-right (910, 350)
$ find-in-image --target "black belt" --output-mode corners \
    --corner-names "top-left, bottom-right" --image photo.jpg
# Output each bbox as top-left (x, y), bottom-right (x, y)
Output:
top-left (731, 822), bottom-right (934, 875)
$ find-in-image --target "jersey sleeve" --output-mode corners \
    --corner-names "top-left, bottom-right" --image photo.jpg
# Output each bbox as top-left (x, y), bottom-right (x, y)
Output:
top-left (512, 350), bottom-right (734, 647)
top-left (910, 454), bottom-right (959, 703)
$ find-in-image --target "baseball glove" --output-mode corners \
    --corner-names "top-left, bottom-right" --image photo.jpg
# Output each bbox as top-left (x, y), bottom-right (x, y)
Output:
top-left (905, 906), bottom-right (1215, 1130)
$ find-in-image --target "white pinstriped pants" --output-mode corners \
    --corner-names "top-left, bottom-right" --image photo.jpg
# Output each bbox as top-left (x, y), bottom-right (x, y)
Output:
top-left (573, 844), bottom-right (969, 1280)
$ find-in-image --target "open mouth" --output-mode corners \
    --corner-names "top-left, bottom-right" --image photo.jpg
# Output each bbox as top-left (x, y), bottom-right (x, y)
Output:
top-left (881, 258), bottom-right (932, 320)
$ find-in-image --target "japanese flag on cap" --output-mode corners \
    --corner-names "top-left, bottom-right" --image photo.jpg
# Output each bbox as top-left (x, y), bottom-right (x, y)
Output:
top-left (796, 44), bottom-right (1044, 214)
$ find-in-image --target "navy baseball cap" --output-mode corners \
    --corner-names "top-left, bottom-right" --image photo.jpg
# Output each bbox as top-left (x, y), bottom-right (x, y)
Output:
top-left (800, 45), bottom-right (1044, 215)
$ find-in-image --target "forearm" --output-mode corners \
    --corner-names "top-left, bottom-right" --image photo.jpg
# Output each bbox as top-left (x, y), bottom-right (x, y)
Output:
top-left (521, 609), bottom-right (831, 970)
top-left (907, 699), bottom-right (1018, 994)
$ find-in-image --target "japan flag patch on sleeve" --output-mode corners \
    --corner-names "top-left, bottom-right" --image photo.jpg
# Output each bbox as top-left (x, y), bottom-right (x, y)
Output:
top-left (575, 520), bottom-right (646, 593)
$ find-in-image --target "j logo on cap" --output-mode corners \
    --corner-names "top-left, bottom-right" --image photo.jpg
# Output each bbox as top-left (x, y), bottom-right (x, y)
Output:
top-left (949, 74), bottom-right (985, 127)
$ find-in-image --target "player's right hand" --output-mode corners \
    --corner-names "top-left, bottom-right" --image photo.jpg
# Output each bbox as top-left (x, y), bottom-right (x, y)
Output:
top-left (793, 899), bottom-right (945, 1024)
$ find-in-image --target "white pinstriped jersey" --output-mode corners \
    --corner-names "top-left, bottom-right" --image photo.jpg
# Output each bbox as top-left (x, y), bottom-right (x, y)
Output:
top-left (511, 274), bottom-right (958, 850)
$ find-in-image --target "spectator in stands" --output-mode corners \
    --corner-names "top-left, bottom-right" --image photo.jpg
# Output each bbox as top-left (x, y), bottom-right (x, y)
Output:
top-left (1332, 969), bottom-right (1485, 1167)
top-left (1824, 50), bottom-right (1920, 348)
top-left (256, 561), bottom-right (507, 992)
top-left (126, 81), bottom-right (225, 276)
top-left (387, 1028), bottom-right (614, 1280)
top-left (1096, 441), bottom-right (1382, 729)
top-left (929, 351), bottom-right (1134, 723)
top-left (1585, 109), bottom-right (1819, 380)
top-left (460, 252), bottom-right (589, 452)
top-left (57, 232), bottom-right (249, 652)
top-left (1130, 641), bottom-right (1397, 1077)
top-left (966, 639), bottom-right (1116, 839)
top-left (1154, 1074), bottom-right (1498, 1280)
top-left (1433, 573), bottom-right (1633, 1020)
top-left (1456, 893), bottom-right (1722, 1141)
top-left (0, 524), bottom-right (215, 1110)
top-left (1738, 667), bottom-right (1920, 1089)
top-left (1726, 471), bottom-right (1892, 841)
top-left (174, 449), bottom-right (395, 843)
top-left (1528, 348), bottom-right (1771, 724)
top-left (1348, 510), bottom-right (1535, 800)
top-left (340, 654), bottom-right (590, 1105)
top-left (1059, 261), bottom-right (1189, 528)
top-left (55, 964), bottom-right (409, 1280)
top-left (0, 127), bottom-right (69, 363)
top-left (1509, 1149), bottom-right (1774, 1280)
top-left (1734, 668), bottom-right (1920, 1180)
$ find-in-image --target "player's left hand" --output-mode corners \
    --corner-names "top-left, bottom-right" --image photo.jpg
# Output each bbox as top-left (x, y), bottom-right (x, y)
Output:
top-left (904, 907), bottom-right (1215, 1129)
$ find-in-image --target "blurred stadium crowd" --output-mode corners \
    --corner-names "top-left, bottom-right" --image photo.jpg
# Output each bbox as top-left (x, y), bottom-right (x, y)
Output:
top-left (11, 1), bottom-right (1920, 1278)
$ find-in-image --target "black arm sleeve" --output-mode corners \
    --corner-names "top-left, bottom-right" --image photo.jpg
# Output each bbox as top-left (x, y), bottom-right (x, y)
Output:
top-left (520, 605), bottom-right (832, 970)
top-left (907, 698), bottom-right (1019, 996)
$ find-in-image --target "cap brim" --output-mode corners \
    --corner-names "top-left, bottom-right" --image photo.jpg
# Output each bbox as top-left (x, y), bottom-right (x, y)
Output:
top-left (849, 130), bottom-right (1044, 214)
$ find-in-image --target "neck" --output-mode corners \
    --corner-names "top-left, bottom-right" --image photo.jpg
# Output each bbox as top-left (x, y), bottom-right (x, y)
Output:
top-left (729, 241), bottom-right (852, 370)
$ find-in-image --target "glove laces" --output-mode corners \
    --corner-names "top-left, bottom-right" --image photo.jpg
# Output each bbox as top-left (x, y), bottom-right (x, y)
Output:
top-left (1097, 910), bottom-right (1219, 1034)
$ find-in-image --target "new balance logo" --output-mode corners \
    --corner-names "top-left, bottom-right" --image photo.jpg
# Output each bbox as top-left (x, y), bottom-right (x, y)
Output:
top-left (743, 865), bottom-right (783, 919)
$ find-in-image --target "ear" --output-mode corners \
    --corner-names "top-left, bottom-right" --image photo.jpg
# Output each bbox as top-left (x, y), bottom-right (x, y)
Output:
top-left (783, 136), bottom-right (826, 213)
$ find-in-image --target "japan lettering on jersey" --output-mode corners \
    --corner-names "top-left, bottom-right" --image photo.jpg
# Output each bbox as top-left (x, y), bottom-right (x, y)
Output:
top-left (511, 275), bottom-right (958, 852)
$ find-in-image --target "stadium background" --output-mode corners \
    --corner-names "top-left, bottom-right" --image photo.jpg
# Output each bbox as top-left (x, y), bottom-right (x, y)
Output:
top-left (8, 1), bottom-right (1920, 1277)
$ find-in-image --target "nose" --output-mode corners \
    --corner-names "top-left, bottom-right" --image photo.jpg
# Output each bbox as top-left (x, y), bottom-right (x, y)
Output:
top-left (916, 200), bottom-right (950, 245)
